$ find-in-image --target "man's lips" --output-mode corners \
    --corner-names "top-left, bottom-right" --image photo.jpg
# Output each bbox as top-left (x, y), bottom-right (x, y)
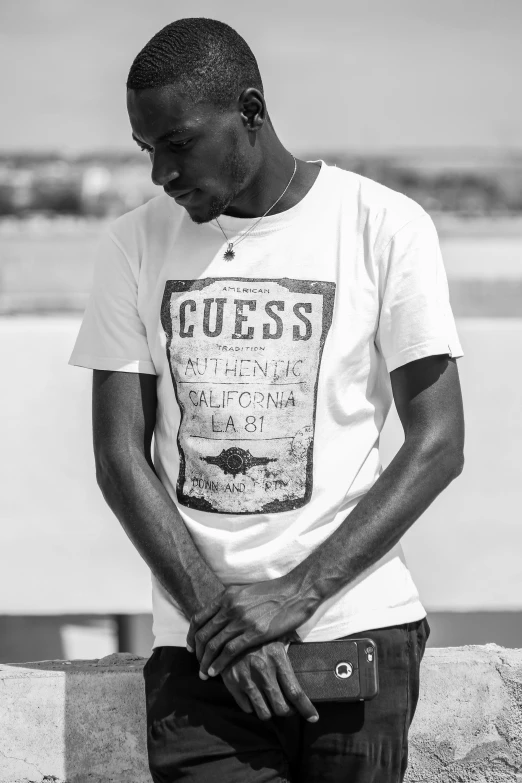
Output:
top-left (166, 188), bottom-right (197, 204)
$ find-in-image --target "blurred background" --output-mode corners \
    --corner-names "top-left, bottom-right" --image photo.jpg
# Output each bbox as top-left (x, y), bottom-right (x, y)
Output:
top-left (1, 0), bottom-right (521, 662)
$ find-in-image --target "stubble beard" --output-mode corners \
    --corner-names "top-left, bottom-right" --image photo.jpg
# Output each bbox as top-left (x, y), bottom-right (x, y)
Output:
top-left (189, 139), bottom-right (250, 225)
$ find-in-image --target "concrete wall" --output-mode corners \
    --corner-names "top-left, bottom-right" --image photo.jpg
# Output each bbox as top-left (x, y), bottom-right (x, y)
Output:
top-left (1, 646), bottom-right (521, 783)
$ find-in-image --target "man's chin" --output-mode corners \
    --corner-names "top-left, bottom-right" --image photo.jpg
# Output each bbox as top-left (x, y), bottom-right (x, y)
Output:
top-left (187, 209), bottom-right (215, 225)
top-left (186, 195), bottom-right (232, 225)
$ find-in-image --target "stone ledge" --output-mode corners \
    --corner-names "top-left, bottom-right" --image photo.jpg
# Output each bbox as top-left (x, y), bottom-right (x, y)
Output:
top-left (1, 646), bottom-right (521, 783)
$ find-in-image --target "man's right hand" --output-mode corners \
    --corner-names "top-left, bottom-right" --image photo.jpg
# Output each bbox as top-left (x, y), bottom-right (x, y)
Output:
top-left (221, 640), bottom-right (319, 723)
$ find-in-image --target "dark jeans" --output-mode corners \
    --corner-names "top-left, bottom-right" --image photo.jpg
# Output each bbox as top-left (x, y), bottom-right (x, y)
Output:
top-left (144, 616), bottom-right (430, 783)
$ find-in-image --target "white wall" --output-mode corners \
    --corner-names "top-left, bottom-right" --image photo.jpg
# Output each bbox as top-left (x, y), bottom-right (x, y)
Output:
top-left (1, 317), bottom-right (520, 613)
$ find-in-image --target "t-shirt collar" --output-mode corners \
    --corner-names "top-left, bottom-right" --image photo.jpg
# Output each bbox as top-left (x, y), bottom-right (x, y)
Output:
top-left (205, 159), bottom-right (327, 237)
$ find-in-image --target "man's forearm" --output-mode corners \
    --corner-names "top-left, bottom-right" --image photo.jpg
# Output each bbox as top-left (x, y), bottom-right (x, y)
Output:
top-left (96, 445), bottom-right (224, 618)
top-left (286, 433), bottom-right (463, 606)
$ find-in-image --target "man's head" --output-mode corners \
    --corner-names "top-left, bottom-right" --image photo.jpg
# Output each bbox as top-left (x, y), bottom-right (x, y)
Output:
top-left (127, 18), bottom-right (267, 223)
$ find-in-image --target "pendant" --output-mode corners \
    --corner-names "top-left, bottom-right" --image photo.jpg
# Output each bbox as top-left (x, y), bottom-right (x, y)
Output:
top-left (223, 243), bottom-right (235, 261)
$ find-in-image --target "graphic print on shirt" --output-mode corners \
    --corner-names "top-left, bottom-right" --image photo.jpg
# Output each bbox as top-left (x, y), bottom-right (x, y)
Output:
top-left (161, 277), bottom-right (336, 514)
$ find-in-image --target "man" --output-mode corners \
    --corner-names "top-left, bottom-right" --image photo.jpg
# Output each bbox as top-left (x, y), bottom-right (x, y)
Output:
top-left (69, 17), bottom-right (464, 783)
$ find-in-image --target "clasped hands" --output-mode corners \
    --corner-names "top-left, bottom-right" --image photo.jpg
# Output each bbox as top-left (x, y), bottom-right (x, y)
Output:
top-left (186, 576), bottom-right (317, 680)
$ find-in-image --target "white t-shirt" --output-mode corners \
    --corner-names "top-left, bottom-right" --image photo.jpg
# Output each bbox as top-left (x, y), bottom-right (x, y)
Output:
top-left (69, 162), bottom-right (463, 646)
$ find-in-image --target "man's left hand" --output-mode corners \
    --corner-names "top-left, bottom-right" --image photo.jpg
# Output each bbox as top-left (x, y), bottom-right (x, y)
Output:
top-left (186, 577), bottom-right (318, 678)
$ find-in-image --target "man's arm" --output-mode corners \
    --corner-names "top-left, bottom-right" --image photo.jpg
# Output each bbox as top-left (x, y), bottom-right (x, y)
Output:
top-left (285, 353), bottom-right (464, 604)
top-left (92, 369), bottom-right (224, 617)
top-left (92, 368), bottom-right (319, 722)
top-left (189, 355), bottom-right (464, 677)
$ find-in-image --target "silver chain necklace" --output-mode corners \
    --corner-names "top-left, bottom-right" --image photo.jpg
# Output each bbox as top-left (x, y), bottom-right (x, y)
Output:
top-left (214, 156), bottom-right (297, 261)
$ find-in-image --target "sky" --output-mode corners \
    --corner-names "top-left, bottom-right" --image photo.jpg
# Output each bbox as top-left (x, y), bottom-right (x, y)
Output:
top-left (1, 0), bottom-right (522, 155)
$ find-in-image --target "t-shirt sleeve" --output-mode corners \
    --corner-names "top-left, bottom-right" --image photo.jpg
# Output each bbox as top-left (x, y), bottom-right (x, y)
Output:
top-left (375, 213), bottom-right (463, 373)
top-left (68, 229), bottom-right (156, 375)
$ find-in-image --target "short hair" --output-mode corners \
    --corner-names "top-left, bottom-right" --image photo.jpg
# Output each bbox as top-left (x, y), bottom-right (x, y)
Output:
top-left (126, 18), bottom-right (264, 109)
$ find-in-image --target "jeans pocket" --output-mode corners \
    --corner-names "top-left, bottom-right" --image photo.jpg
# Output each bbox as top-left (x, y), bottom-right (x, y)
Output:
top-left (142, 648), bottom-right (160, 680)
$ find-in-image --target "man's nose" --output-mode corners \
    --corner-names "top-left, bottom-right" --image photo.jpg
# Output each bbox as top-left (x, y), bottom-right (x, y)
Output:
top-left (151, 154), bottom-right (180, 188)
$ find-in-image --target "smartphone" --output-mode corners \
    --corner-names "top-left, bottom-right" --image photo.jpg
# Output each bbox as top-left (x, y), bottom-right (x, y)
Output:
top-left (287, 637), bottom-right (379, 702)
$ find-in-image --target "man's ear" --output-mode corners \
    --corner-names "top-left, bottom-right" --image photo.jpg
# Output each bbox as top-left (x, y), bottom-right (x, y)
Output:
top-left (238, 88), bottom-right (266, 131)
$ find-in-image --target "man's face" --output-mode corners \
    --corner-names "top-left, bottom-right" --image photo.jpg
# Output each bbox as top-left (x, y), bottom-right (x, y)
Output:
top-left (127, 85), bottom-right (252, 223)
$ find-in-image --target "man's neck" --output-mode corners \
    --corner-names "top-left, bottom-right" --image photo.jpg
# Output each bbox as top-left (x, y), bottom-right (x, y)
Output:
top-left (222, 138), bottom-right (321, 219)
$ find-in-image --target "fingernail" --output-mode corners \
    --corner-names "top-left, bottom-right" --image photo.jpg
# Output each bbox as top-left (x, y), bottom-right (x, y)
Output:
top-left (199, 671), bottom-right (208, 680)
top-left (308, 715), bottom-right (319, 723)
top-left (208, 667), bottom-right (216, 677)
top-left (186, 643), bottom-right (194, 653)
